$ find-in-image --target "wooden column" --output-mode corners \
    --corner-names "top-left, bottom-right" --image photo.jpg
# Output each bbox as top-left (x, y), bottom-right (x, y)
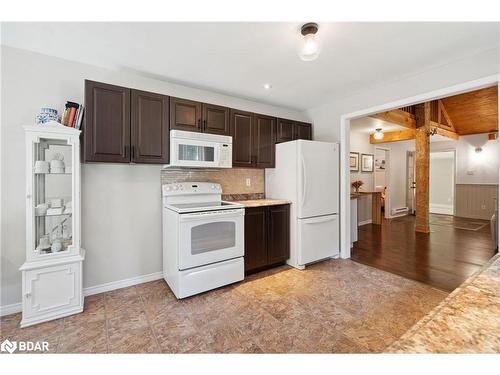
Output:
top-left (415, 102), bottom-right (431, 233)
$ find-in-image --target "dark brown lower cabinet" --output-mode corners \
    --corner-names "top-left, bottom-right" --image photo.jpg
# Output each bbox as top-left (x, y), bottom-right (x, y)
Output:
top-left (244, 204), bottom-right (290, 274)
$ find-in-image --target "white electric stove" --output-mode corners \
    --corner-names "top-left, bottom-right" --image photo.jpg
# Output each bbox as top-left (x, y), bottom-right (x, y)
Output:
top-left (162, 182), bottom-right (244, 298)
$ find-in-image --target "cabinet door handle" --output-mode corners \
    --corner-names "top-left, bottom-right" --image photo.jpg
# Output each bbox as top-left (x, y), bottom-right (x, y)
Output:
top-left (132, 145), bottom-right (135, 159)
top-left (203, 119), bottom-right (207, 130)
top-left (197, 119), bottom-right (201, 129)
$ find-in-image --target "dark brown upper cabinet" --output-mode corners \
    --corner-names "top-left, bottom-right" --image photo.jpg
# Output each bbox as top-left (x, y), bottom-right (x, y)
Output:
top-left (253, 114), bottom-right (275, 168)
top-left (202, 103), bottom-right (230, 135)
top-left (169, 97), bottom-right (202, 132)
top-left (84, 80), bottom-right (131, 163)
top-left (276, 118), bottom-right (295, 143)
top-left (276, 118), bottom-right (312, 143)
top-left (131, 89), bottom-right (169, 164)
top-left (230, 110), bottom-right (276, 168)
top-left (84, 80), bottom-right (169, 164)
top-left (295, 122), bottom-right (312, 140)
top-left (230, 109), bottom-right (254, 167)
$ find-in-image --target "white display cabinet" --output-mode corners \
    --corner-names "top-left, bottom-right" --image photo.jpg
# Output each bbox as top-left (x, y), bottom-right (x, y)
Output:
top-left (20, 121), bottom-right (85, 327)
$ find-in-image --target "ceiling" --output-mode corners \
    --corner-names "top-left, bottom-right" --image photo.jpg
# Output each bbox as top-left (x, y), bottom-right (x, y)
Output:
top-left (442, 86), bottom-right (498, 135)
top-left (2, 22), bottom-right (499, 111)
top-left (351, 117), bottom-right (406, 134)
top-left (351, 116), bottom-right (452, 143)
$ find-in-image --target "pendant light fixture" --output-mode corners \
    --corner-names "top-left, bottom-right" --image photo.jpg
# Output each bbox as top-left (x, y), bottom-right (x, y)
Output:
top-left (373, 128), bottom-right (384, 140)
top-left (298, 23), bottom-right (321, 61)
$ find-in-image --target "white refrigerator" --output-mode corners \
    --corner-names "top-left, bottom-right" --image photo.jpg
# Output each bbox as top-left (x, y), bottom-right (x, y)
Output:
top-left (266, 140), bottom-right (339, 269)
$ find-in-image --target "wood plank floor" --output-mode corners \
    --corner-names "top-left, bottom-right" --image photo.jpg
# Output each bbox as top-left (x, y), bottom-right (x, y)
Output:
top-left (351, 214), bottom-right (497, 292)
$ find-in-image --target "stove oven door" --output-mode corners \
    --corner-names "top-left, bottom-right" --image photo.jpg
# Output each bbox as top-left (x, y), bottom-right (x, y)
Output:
top-left (178, 209), bottom-right (244, 270)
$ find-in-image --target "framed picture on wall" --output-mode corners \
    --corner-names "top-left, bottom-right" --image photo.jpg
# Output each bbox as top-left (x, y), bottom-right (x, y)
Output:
top-left (361, 153), bottom-right (374, 172)
top-left (350, 152), bottom-right (359, 171)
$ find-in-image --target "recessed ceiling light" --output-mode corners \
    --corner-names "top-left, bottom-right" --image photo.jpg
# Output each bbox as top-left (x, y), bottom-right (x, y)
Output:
top-left (263, 83), bottom-right (272, 90)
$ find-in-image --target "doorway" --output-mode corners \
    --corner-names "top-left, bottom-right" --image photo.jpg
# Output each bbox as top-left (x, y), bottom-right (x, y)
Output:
top-left (406, 151), bottom-right (416, 215)
top-left (430, 151), bottom-right (455, 215)
top-left (374, 148), bottom-right (389, 218)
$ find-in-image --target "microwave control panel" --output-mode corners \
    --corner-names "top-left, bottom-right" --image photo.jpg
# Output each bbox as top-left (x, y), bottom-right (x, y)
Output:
top-left (219, 144), bottom-right (232, 167)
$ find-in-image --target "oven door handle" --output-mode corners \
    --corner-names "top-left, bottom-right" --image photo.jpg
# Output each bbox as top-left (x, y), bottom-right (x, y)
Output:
top-left (179, 209), bottom-right (244, 221)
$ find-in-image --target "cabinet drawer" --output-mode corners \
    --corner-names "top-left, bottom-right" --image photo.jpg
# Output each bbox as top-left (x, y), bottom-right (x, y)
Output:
top-left (22, 262), bottom-right (82, 322)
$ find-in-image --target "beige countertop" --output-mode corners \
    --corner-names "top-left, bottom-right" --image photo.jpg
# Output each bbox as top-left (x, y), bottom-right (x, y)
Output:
top-left (388, 253), bottom-right (500, 353)
top-left (232, 199), bottom-right (291, 208)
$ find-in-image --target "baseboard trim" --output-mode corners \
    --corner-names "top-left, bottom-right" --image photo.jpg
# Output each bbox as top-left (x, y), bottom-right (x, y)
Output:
top-left (0, 271), bottom-right (164, 317)
top-left (430, 203), bottom-right (454, 215)
top-left (0, 302), bottom-right (22, 317)
top-left (358, 219), bottom-right (372, 226)
top-left (83, 271), bottom-right (164, 296)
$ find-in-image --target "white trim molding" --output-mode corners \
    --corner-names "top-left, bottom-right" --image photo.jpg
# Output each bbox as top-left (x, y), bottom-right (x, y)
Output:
top-left (82, 271), bottom-right (163, 297)
top-left (0, 271), bottom-right (164, 317)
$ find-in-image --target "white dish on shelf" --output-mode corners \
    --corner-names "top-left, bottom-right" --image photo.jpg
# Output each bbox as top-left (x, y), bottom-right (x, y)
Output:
top-left (50, 198), bottom-right (63, 208)
top-left (35, 203), bottom-right (48, 216)
top-left (46, 207), bottom-right (64, 215)
top-left (34, 160), bottom-right (50, 174)
top-left (50, 168), bottom-right (66, 174)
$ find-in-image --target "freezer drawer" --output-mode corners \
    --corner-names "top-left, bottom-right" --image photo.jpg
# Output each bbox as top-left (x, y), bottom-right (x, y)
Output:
top-left (298, 214), bottom-right (339, 265)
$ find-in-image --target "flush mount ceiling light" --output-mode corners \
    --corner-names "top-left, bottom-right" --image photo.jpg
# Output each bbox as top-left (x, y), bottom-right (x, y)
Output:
top-left (298, 23), bottom-right (321, 61)
top-left (373, 128), bottom-right (384, 140)
top-left (263, 83), bottom-right (272, 90)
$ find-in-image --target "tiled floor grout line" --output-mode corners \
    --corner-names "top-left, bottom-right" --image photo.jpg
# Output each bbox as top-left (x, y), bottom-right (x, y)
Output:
top-left (138, 292), bottom-right (162, 353)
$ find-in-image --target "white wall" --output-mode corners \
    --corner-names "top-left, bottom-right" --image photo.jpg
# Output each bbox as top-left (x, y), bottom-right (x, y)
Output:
top-left (0, 46), bottom-right (308, 308)
top-left (430, 151), bottom-right (455, 214)
top-left (349, 127), bottom-right (374, 191)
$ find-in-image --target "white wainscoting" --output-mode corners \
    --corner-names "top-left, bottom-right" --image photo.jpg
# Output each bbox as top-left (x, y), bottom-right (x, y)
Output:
top-left (455, 184), bottom-right (498, 220)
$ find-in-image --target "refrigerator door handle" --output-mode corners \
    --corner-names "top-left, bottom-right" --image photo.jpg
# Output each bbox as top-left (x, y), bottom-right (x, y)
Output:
top-left (304, 215), bottom-right (337, 224)
top-left (301, 155), bottom-right (307, 207)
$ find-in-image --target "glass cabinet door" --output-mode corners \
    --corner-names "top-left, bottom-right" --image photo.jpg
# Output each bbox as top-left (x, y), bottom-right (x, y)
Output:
top-left (33, 137), bottom-right (73, 256)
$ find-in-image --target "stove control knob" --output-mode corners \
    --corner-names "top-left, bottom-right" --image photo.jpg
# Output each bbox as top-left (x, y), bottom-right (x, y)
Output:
top-left (173, 185), bottom-right (179, 191)
top-left (211, 185), bottom-right (216, 189)
top-left (165, 186), bottom-right (171, 191)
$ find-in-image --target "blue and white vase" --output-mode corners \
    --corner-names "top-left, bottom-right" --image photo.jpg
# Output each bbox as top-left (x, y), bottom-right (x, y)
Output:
top-left (35, 108), bottom-right (58, 125)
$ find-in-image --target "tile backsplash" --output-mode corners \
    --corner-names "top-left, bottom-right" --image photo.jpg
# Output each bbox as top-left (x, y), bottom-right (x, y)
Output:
top-left (160, 168), bottom-right (265, 196)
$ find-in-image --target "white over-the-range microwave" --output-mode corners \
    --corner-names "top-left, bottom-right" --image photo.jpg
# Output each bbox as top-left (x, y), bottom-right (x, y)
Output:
top-left (165, 130), bottom-right (232, 168)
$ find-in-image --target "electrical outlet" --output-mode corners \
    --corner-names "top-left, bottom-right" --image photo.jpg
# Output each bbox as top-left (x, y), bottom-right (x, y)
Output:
top-left (481, 204), bottom-right (487, 210)
top-left (245, 177), bottom-right (251, 187)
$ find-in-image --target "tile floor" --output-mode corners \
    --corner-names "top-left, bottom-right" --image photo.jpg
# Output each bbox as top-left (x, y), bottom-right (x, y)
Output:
top-left (0, 259), bottom-right (448, 353)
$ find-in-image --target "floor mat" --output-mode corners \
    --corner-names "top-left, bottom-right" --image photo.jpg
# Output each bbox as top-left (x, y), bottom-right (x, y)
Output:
top-left (429, 215), bottom-right (489, 231)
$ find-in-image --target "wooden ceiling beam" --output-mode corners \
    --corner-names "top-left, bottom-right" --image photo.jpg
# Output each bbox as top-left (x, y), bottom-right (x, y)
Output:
top-left (437, 100), bottom-right (456, 131)
top-left (369, 109), bottom-right (416, 130)
top-left (369, 129), bottom-right (415, 144)
top-left (431, 123), bottom-right (459, 140)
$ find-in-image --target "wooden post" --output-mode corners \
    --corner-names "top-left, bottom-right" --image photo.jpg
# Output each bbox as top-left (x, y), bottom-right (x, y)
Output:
top-left (415, 102), bottom-right (431, 233)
